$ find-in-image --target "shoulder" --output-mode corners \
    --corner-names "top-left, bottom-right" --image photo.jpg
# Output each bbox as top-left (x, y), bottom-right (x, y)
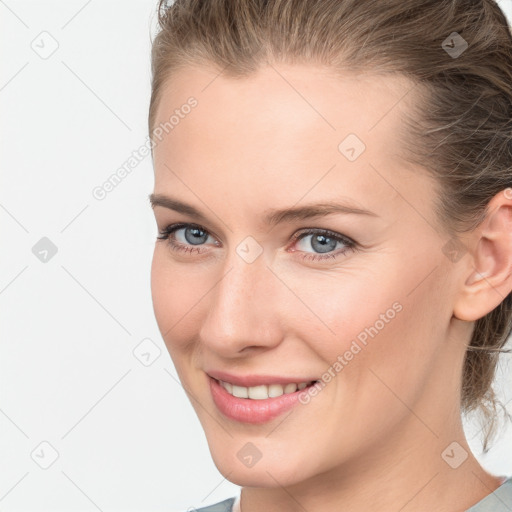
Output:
top-left (182, 479), bottom-right (512, 511)
top-left (465, 476), bottom-right (512, 511)
top-left (187, 496), bottom-right (236, 512)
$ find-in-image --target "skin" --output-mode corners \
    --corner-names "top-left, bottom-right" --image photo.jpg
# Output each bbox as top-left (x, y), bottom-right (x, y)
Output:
top-left (149, 63), bottom-right (512, 512)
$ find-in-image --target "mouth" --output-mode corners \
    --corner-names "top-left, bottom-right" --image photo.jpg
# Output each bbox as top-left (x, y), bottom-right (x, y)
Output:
top-left (215, 378), bottom-right (319, 399)
top-left (208, 376), bottom-right (320, 424)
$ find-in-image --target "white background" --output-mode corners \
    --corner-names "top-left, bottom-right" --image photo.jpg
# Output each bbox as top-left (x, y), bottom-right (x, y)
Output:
top-left (1, 1), bottom-right (511, 510)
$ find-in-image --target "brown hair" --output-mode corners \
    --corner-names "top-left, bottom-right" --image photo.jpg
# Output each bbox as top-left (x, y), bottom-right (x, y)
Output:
top-left (148, 0), bottom-right (512, 452)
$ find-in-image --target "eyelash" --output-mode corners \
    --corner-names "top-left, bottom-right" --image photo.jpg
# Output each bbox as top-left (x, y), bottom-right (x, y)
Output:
top-left (156, 222), bottom-right (357, 262)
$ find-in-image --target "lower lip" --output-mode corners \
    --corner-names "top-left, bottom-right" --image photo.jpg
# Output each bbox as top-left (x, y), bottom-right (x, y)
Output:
top-left (209, 377), bottom-right (314, 424)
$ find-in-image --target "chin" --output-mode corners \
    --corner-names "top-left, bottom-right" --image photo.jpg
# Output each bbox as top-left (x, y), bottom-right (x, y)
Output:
top-left (207, 440), bottom-right (316, 488)
top-left (214, 459), bottom-right (306, 488)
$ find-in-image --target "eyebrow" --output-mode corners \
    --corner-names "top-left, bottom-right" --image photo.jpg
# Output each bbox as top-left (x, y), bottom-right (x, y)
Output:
top-left (149, 193), bottom-right (379, 226)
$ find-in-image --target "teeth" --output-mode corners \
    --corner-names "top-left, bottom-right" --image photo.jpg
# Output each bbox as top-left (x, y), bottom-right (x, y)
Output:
top-left (219, 380), bottom-right (313, 400)
top-left (232, 385), bottom-right (248, 398)
top-left (284, 383), bottom-right (297, 394)
top-left (268, 384), bottom-right (284, 398)
top-left (248, 385), bottom-right (268, 399)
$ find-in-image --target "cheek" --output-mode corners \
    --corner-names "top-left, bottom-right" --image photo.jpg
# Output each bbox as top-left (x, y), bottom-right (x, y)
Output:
top-left (288, 261), bottom-right (445, 394)
top-left (284, 268), bottom-right (403, 356)
top-left (150, 247), bottom-right (198, 350)
top-left (282, 269), bottom-right (445, 456)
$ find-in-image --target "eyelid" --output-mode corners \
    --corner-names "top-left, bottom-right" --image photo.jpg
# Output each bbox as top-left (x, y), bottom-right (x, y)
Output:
top-left (158, 223), bottom-right (354, 245)
top-left (289, 227), bottom-right (355, 246)
top-left (157, 222), bottom-right (219, 243)
top-left (157, 222), bottom-right (358, 261)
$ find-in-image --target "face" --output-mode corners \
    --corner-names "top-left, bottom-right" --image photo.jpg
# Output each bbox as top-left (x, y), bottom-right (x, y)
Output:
top-left (150, 64), bottom-right (467, 488)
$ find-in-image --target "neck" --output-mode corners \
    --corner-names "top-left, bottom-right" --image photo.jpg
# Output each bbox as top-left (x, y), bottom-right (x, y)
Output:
top-left (240, 411), bottom-right (502, 512)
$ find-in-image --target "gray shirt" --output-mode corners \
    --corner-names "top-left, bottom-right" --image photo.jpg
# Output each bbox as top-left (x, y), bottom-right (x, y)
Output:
top-left (191, 475), bottom-right (512, 512)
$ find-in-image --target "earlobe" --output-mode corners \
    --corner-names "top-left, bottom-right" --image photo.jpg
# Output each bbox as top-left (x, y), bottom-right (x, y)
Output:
top-left (452, 190), bottom-right (512, 322)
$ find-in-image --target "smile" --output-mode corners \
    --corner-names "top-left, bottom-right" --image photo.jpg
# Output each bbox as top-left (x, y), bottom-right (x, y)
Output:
top-left (217, 379), bottom-right (317, 399)
top-left (209, 376), bottom-right (320, 423)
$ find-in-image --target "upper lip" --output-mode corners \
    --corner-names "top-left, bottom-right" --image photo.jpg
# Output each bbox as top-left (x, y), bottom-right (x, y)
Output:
top-left (207, 370), bottom-right (318, 387)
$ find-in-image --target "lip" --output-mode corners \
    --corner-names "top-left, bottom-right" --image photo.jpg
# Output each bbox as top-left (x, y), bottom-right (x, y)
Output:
top-left (208, 376), bottom-right (317, 424)
top-left (206, 370), bottom-right (317, 387)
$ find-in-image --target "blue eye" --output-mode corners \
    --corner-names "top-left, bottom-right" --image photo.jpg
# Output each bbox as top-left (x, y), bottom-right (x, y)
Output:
top-left (157, 223), bottom-right (216, 256)
top-left (157, 223), bottom-right (357, 262)
top-left (290, 228), bottom-right (356, 262)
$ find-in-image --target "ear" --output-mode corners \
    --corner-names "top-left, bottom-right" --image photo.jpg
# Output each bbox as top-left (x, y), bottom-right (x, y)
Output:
top-left (452, 188), bottom-right (512, 322)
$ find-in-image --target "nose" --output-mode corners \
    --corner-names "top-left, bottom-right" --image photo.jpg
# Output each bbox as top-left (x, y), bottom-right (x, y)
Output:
top-left (198, 245), bottom-right (283, 357)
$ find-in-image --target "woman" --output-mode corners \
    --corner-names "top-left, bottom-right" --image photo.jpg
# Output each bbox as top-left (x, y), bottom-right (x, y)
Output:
top-left (147, 0), bottom-right (512, 510)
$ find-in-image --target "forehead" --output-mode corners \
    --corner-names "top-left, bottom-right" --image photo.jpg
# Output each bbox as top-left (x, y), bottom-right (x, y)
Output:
top-left (153, 63), bottom-right (414, 147)
top-left (152, 63), bottom-right (435, 224)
